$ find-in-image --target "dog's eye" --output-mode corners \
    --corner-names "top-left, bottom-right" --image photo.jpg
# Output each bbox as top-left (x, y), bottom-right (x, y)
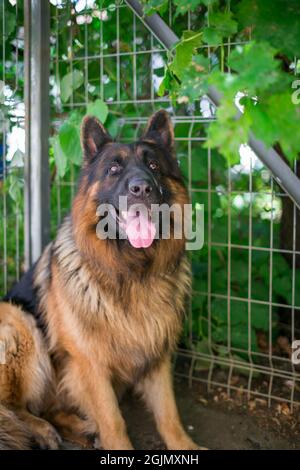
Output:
top-left (149, 160), bottom-right (159, 171)
top-left (109, 163), bottom-right (121, 175)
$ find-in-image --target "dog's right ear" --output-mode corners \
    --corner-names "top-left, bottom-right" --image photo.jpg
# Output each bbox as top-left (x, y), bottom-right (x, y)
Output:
top-left (81, 116), bottom-right (112, 162)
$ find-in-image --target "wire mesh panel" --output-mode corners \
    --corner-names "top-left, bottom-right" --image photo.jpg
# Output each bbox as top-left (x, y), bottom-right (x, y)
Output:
top-left (0, 0), bottom-right (24, 296)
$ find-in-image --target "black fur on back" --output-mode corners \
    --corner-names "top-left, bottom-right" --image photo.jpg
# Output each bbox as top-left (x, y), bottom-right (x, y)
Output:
top-left (3, 264), bottom-right (45, 332)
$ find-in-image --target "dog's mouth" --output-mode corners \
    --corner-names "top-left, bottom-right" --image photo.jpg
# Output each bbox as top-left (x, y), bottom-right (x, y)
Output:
top-left (112, 206), bottom-right (156, 249)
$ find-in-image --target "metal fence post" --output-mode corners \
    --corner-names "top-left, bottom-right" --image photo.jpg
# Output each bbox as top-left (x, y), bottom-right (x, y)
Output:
top-left (24, 0), bottom-right (50, 268)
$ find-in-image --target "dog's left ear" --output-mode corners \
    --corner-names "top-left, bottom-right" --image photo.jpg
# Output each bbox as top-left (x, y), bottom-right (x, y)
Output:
top-left (142, 110), bottom-right (174, 151)
top-left (81, 115), bottom-right (112, 162)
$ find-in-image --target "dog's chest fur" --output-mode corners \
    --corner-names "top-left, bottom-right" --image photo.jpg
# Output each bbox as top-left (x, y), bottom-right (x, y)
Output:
top-left (35, 219), bottom-right (191, 383)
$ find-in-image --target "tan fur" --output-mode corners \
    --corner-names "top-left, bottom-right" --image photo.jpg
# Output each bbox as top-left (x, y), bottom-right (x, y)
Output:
top-left (0, 302), bottom-right (59, 449)
top-left (32, 219), bottom-right (194, 449)
top-left (136, 357), bottom-right (198, 450)
top-left (0, 405), bottom-right (31, 450)
top-left (49, 411), bottom-right (96, 447)
top-left (31, 217), bottom-right (192, 448)
top-left (0, 302), bottom-right (52, 410)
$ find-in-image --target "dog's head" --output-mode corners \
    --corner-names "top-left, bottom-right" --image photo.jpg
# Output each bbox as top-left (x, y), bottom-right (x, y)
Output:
top-left (72, 110), bottom-right (189, 274)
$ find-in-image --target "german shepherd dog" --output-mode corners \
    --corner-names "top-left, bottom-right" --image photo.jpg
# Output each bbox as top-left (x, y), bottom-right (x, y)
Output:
top-left (0, 110), bottom-right (199, 450)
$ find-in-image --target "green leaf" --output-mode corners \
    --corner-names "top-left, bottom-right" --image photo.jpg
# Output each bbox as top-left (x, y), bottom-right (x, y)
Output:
top-left (170, 30), bottom-right (202, 80)
top-left (174, 0), bottom-right (202, 17)
top-left (213, 323), bottom-right (258, 352)
top-left (271, 253), bottom-right (291, 277)
top-left (158, 68), bottom-right (172, 97)
top-left (58, 123), bottom-right (82, 165)
top-left (0, 8), bottom-right (16, 39)
top-left (159, 29), bottom-right (208, 102)
top-left (203, 11), bottom-right (238, 45)
top-left (141, 0), bottom-right (168, 15)
top-left (244, 98), bottom-right (277, 147)
top-left (265, 92), bottom-right (300, 162)
top-left (211, 298), bottom-right (275, 333)
top-left (60, 70), bottom-right (84, 103)
top-left (231, 259), bottom-right (248, 285)
top-left (178, 54), bottom-right (210, 102)
top-left (251, 280), bottom-right (270, 302)
top-left (179, 146), bottom-right (208, 183)
top-left (205, 97), bottom-right (252, 163)
top-left (193, 340), bottom-right (212, 371)
top-left (86, 99), bottom-right (108, 123)
top-left (10, 149), bottom-right (24, 168)
top-left (236, 0), bottom-right (300, 59)
top-left (251, 305), bottom-right (277, 332)
top-left (273, 275), bottom-right (292, 304)
top-left (158, 68), bottom-right (179, 98)
top-left (205, 40), bottom-right (299, 164)
top-left (7, 174), bottom-right (24, 205)
top-left (52, 136), bottom-right (67, 178)
top-left (203, 27), bottom-right (222, 45)
top-left (67, 110), bottom-right (83, 126)
top-left (228, 42), bottom-right (280, 94)
top-left (105, 114), bottom-right (119, 137)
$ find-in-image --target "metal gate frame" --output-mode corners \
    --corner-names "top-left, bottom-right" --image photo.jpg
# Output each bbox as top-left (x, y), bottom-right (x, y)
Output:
top-left (24, 0), bottom-right (50, 268)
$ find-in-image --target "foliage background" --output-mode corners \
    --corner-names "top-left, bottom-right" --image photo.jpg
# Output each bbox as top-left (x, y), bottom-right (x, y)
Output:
top-left (1, 0), bottom-right (300, 375)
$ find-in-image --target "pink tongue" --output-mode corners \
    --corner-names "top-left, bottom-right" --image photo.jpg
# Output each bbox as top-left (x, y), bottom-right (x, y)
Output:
top-left (125, 213), bottom-right (156, 248)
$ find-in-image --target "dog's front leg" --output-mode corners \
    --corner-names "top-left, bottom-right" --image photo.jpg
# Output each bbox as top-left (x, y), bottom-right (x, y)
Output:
top-left (136, 356), bottom-right (199, 450)
top-left (67, 356), bottom-right (133, 450)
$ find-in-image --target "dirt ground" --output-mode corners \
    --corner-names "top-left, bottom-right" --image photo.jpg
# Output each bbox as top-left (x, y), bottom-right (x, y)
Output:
top-left (63, 376), bottom-right (300, 450)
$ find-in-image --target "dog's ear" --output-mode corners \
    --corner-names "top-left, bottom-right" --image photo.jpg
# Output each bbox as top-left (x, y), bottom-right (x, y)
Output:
top-left (81, 116), bottom-right (112, 162)
top-left (142, 110), bottom-right (174, 151)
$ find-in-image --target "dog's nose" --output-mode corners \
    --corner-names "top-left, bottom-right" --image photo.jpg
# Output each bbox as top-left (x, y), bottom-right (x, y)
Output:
top-left (129, 178), bottom-right (153, 198)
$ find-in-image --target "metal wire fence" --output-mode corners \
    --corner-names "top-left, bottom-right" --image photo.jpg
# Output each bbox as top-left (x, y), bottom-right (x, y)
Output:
top-left (0, 0), bottom-right (24, 292)
top-left (1, 0), bottom-right (300, 409)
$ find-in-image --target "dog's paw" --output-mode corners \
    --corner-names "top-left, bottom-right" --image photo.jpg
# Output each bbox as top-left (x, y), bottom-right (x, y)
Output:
top-left (182, 443), bottom-right (208, 451)
top-left (189, 444), bottom-right (209, 450)
top-left (167, 437), bottom-right (208, 451)
top-left (93, 435), bottom-right (134, 450)
top-left (31, 422), bottom-right (62, 450)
